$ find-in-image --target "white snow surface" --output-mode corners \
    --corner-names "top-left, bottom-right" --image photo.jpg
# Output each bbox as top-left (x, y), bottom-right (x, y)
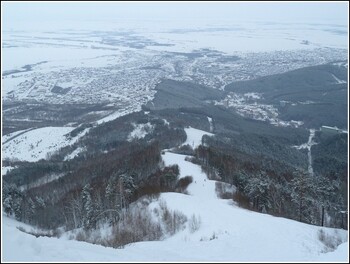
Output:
top-left (2, 128), bottom-right (32, 143)
top-left (182, 127), bottom-right (213, 149)
top-left (331, 73), bottom-right (347, 84)
top-left (316, 242), bottom-right (349, 262)
top-left (127, 122), bottom-right (154, 141)
top-left (207, 116), bottom-right (213, 132)
top-left (95, 107), bottom-right (142, 125)
top-left (2, 126), bottom-right (89, 162)
top-left (3, 193), bottom-right (348, 262)
top-left (163, 119), bottom-right (170, 126)
top-left (2, 45), bottom-right (118, 72)
top-left (162, 152), bottom-right (217, 200)
top-left (64, 147), bottom-right (86, 161)
top-left (144, 22), bottom-right (348, 53)
top-left (2, 166), bottom-right (16, 176)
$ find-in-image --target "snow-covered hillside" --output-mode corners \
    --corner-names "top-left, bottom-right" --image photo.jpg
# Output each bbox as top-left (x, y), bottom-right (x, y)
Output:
top-left (181, 126), bottom-right (213, 149)
top-left (2, 193), bottom-right (348, 261)
top-left (2, 127), bottom-right (348, 262)
top-left (2, 126), bottom-right (89, 162)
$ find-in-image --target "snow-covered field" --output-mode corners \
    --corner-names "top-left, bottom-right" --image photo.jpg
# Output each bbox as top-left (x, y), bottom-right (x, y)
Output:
top-left (142, 20), bottom-right (348, 53)
top-left (2, 128), bottom-right (33, 144)
top-left (2, 126), bottom-right (89, 162)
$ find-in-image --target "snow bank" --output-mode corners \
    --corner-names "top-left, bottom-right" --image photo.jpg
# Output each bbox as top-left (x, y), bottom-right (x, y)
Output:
top-left (2, 215), bottom-right (126, 262)
top-left (317, 242), bottom-right (349, 262)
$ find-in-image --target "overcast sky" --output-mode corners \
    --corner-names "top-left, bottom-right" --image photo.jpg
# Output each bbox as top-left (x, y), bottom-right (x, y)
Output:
top-left (2, 1), bottom-right (349, 30)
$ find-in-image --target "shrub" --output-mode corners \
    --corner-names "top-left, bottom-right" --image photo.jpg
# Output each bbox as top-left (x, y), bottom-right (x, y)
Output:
top-left (106, 198), bottom-right (170, 248)
top-left (233, 191), bottom-right (251, 209)
top-left (210, 232), bottom-right (218, 240)
top-left (16, 226), bottom-right (59, 238)
top-left (173, 144), bottom-right (194, 155)
top-left (159, 199), bottom-right (187, 235)
top-left (70, 197), bottom-right (187, 249)
top-left (188, 214), bottom-right (201, 233)
top-left (318, 229), bottom-right (344, 252)
top-left (16, 226), bottom-right (26, 233)
top-left (176, 176), bottom-right (193, 193)
top-left (75, 229), bottom-right (88, 242)
top-left (215, 182), bottom-right (234, 199)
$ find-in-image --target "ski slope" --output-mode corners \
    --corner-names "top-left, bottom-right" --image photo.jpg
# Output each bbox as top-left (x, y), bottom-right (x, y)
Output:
top-left (2, 127), bottom-right (348, 262)
top-left (162, 152), bottom-right (217, 200)
top-left (182, 126), bottom-right (214, 149)
top-left (2, 193), bottom-right (348, 261)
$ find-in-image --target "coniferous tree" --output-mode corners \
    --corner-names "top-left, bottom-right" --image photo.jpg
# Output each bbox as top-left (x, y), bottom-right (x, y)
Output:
top-left (104, 174), bottom-right (121, 224)
top-left (82, 184), bottom-right (96, 229)
top-left (290, 169), bottom-right (315, 223)
top-left (3, 183), bottom-right (23, 220)
top-left (244, 171), bottom-right (270, 212)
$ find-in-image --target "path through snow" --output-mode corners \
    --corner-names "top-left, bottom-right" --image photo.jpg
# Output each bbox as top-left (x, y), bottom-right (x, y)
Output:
top-left (293, 128), bottom-right (317, 176)
top-left (207, 116), bottom-right (213, 132)
top-left (162, 152), bottom-right (217, 200)
top-left (331, 73), bottom-right (347, 84)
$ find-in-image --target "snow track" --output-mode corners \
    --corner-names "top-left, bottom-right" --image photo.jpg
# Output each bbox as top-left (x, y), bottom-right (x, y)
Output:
top-left (162, 152), bottom-right (217, 200)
